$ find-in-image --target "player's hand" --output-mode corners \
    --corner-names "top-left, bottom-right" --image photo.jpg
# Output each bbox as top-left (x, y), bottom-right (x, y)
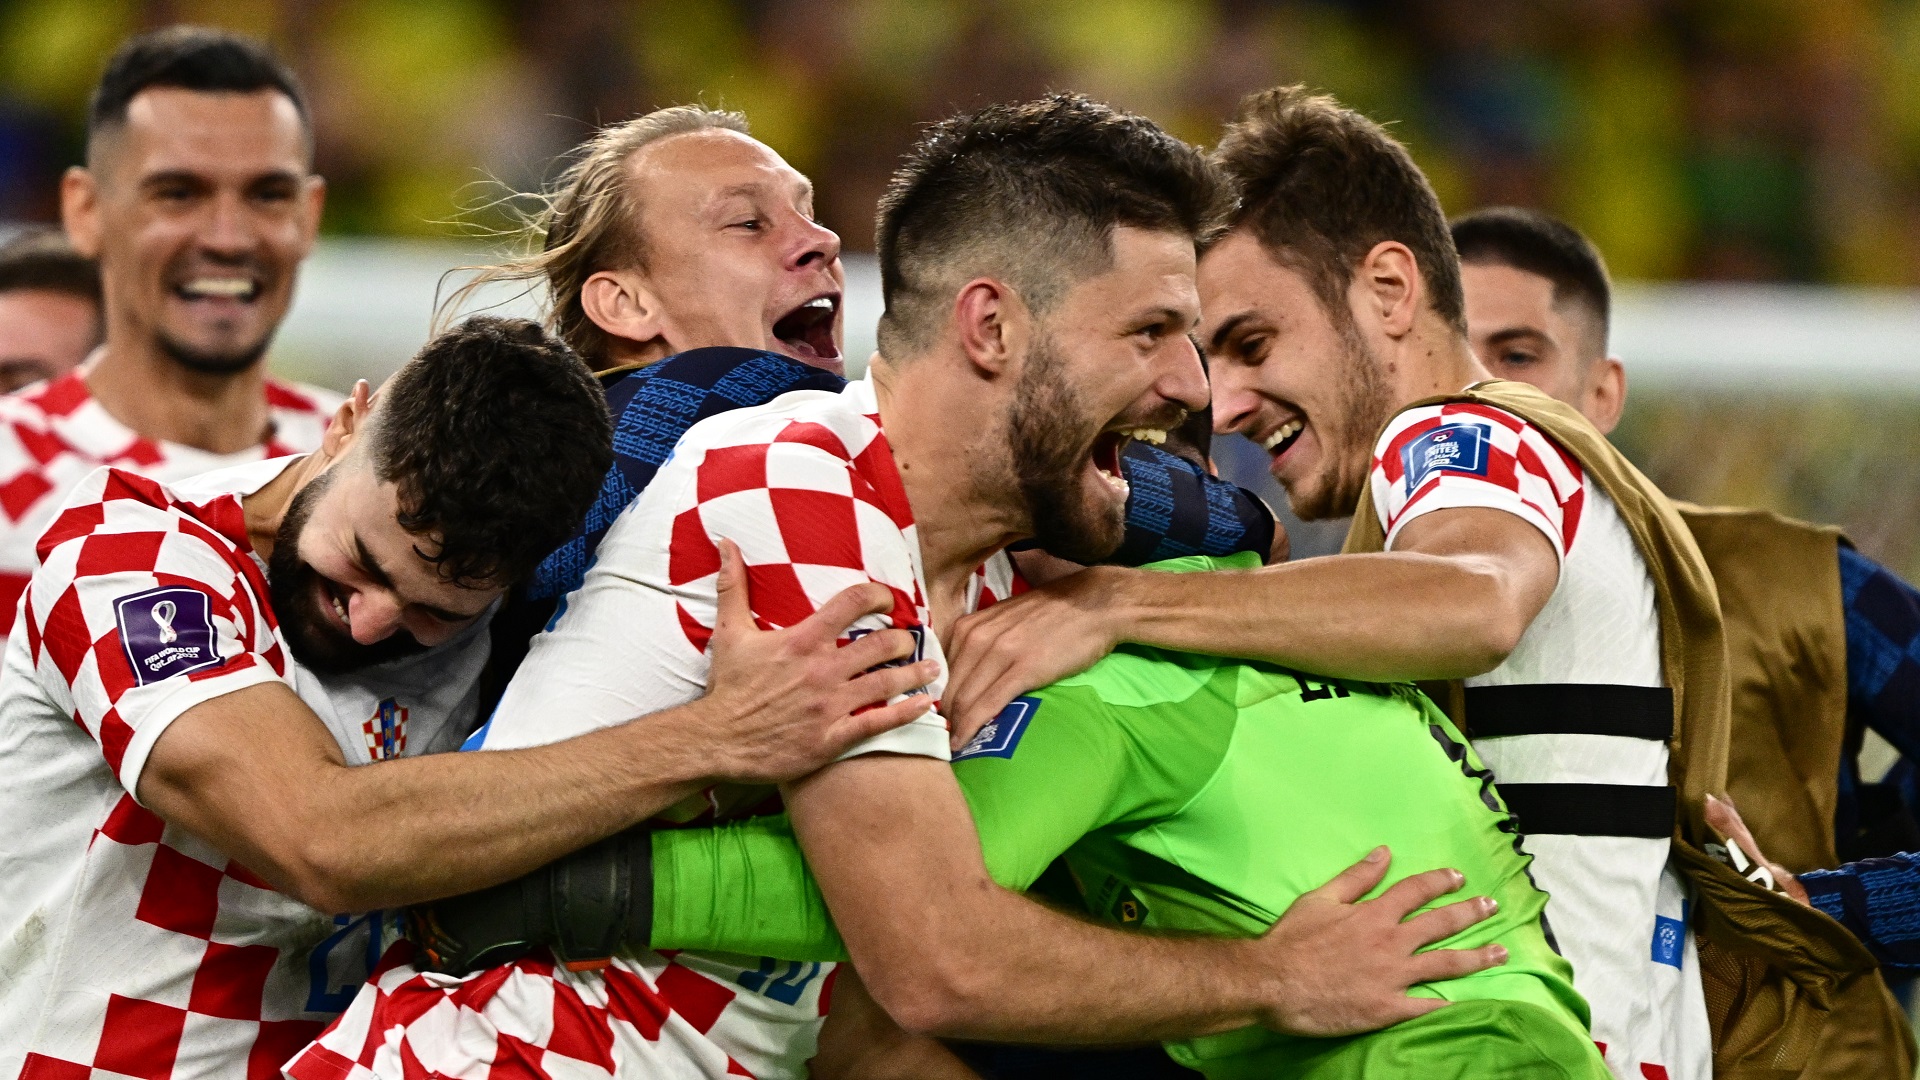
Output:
top-left (700, 539), bottom-right (941, 785)
top-left (1705, 793), bottom-right (1808, 905)
top-left (943, 566), bottom-right (1127, 748)
top-left (1247, 846), bottom-right (1507, 1037)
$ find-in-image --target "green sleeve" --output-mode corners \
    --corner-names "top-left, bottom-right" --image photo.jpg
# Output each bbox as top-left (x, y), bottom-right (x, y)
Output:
top-left (651, 813), bottom-right (848, 961)
top-left (648, 686), bottom-right (1135, 960)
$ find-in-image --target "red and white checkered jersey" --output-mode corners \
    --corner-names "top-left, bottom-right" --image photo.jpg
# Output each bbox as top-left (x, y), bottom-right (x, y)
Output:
top-left (1369, 397), bottom-right (1708, 1080)
top-left (0, 462), bottom-right (492, 1080)
top-left (1369, 399), bottom-right (1585, 558)
top-left (0, 365), bottom-right (339, 635)
top-left (290, 376), bottom-right (1019, 1080)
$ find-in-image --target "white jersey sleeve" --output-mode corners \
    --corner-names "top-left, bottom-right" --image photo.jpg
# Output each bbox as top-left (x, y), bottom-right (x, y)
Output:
top-left (479, 434), bottom-right (949, 761)
top-left (20, 469), bottom-right (284, 798)
top-left (1368, 401), bottom-right (1586, 561)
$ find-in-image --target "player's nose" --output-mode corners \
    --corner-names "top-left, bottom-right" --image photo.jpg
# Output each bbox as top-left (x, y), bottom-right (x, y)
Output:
top-left (346, 591), bottom-right (403, 644)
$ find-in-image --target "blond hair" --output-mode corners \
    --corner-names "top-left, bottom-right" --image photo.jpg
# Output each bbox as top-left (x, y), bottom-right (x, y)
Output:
top-left (446, 105), bottom-right (749, 366)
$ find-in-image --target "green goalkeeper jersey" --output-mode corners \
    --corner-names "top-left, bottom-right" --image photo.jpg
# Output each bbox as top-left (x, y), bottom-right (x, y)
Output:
top-left (650, 554), bottom-right (1599, 1077)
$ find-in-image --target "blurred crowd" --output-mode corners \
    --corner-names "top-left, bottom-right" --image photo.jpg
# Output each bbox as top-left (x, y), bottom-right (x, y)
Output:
top-left (4, 0), bottom-right (1920, 285)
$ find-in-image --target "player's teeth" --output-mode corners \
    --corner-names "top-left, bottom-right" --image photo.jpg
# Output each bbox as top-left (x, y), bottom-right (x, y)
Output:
top-left (803, 297), bottom-right (833, 310)
top-left (1117, 427), bottom-right (1168, 446)
top-left (181, 277), bottom-right (254, 298)
top-left (1098, 469), bottom-right (1131, 497)
top-left (1262, 420), bottom-right (1303, 452)
top-left (331, 595), bottom-right (347, 626)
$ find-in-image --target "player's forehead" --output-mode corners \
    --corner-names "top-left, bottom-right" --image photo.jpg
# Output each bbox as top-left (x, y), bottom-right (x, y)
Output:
top-left (106, 86), bottom-right (309, 183)
top-left (1197, 230), bottom-right (1321, 340)
top-left (628, 129), bottom-right (812, 225)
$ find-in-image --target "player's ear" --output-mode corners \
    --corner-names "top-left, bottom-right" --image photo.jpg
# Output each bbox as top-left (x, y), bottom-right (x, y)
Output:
top-left (952, 278), bottom-right (1027, 379)
top-left (319, 380), bottom-right (373, 461)
top-left (581, 269), bottom-right (669, 353)
top-left (1356, 240), bottom-right (1420, 339)
top-left (61, 167), bottom-right (102, 259)
top-left (1585, 357), bottom-right (1627, 435)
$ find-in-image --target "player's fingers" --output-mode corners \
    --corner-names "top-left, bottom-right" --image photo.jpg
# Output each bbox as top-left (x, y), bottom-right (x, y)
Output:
top-left (1407, 943), bottom-right (1508, 985)
top-left (1307, 846), bottom-right (1393, 906)
top-left (1398, 895), bottom-right (1497, 948)
top-left (945, 665), bottom-right (1026, 750)
top-left (826, 692), bottom-right (936, 750)
top-left (797, 581), bottom-right (897, 645)
top-left (832, 627), bottom-right (919, 674)
top-left (710, 539), bottom-right (752, 641)
top-left (840, 659), bottom-right (940, 710)
top-left (1705, 793), bottom-right (1763, 857)
top-left (1367, 866), bottom-right (1465, 920)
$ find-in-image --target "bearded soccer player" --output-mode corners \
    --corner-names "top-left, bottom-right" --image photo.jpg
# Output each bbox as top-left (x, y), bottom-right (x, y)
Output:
top-left (0, 317), bottom-right (939, 1080)
top-left (941, 88), bottom-right (1910, 1079)
top-left (1454, 207), bottom-right (1920, 1018)
top-left (293, 95), bottom-right (1503, 1080)
top-left (0, 28), bottom-right (347, 631)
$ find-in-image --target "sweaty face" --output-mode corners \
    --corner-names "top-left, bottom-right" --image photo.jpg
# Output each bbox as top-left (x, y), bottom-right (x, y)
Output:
top-left (1461, 261), bottom-right (1599, 404)
top-left (1200, 230), bottom-right (1391, 521)
top-left (995, 227), bottom-right (1210, 561)
top-left (267, 463), bottom-right (499, 675)
top-left (0, 290), bottom-right (98, 391)
top-left (84, 88), bottom-right (319, 374)
top-left (628, 130), bottom-right (845, 372)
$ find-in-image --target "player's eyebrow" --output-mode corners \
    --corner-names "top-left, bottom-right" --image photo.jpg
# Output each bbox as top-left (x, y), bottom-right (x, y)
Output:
top-left (1206, 312), bottom-right (1257, 354)
top-left (1485, 326), bottom-right (1550, 347)
top-left (354, 535), bottom-right (473, 623)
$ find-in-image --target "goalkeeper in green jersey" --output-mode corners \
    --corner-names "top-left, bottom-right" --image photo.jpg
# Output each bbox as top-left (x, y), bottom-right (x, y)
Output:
top-left (634, 554), bottom-right (1607, 1079)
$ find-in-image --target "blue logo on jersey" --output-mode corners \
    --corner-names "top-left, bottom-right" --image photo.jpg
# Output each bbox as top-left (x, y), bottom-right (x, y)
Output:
top-left (848, 626), bottom-right (929, 696)
top-left (1401, 422), bottom-right (1491, 490)
top-left (1651, 913), bottom-right (1685, 968)
top-left (953, 696), bottom-right (1039, 761)
top-left (115, 586), bottom-right (221, 686)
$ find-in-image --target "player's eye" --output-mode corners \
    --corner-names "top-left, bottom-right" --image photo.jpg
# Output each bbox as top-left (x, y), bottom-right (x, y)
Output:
top-left (1500, 349), bottom-right (1538, 367)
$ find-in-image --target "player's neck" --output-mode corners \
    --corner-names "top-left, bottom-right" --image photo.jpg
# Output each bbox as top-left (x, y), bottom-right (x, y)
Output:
top-left (869, 355), bottom-right (1025, 631)
top-left (88, 328), bottom-right (272, 455)
top-left (1386, 326), bottom-right (1490, 413)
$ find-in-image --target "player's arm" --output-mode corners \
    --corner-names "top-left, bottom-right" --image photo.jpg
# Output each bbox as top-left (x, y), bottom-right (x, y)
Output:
top-left (788, 756), bottom-right (1504, 1042)
top-left (136, 541), bottom-right (938, 914)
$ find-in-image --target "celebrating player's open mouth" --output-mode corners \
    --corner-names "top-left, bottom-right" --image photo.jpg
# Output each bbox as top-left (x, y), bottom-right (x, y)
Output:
top-left (768, 291), bottom-right (841, 365)
top-left (1087, 423), bottom-right (1170, 502)
top-left (1252, 403), bottom-right (1310, 483)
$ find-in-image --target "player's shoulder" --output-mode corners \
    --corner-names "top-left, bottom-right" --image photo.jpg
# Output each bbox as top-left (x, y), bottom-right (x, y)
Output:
top-left (675, 382), bottom-right (880, 470)
top-left (1375, 398), bottom-right (1577, 484)
top-left (36, 467), bottom-right (242, 563)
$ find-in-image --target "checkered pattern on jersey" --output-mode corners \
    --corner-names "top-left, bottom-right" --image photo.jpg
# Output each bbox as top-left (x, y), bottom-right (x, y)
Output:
top-left (286, 944), bottom-right (834, 1080)
top-left (525, 350), bottom-right (847, 603)
top-left (0, 370), bottom-right (337, 632)
top-left (6, 467), bottom-right (339, 1080)
top-left (17, 796), bottom-right (328, 1080)
top-left (21, 468), bottom-right (286, 785)
top-left (1371, 401), bottom-right (1585, 555)
top-left (1840, 545), bottom-right (1920, 756)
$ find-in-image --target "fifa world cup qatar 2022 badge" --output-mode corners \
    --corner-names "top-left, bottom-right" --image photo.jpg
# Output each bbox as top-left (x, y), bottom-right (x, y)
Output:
top-left (1401, 421), bottom-right (1491, 490)
top-left (363, 697), bottom-right (408, 762)
top-left (115, 586), bottom-right (223, 686)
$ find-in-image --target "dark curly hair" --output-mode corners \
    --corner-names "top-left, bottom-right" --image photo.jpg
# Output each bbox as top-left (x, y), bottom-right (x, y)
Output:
top-left (1214, 85), bottom-right (1465, 336)
top-left (365, 316), bottom-right (612, 586)
top-left (88, 26), bottom-right (308, 159)
top-left (875, 92), bottom-right (1226, 356)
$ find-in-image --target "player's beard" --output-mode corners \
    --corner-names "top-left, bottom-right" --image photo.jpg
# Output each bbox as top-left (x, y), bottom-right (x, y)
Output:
top-left (267, 471), bottom-right (428, 675)
top-left (1004, 332), bottom-right (1127, 564)
top-left (158, 330), bottom-right (270, 375)
top-left (1291, 313), bottom-right (1394, 521)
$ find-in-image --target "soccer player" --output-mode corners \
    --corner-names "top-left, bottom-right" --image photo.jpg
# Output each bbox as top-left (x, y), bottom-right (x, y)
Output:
top-left (941, 87), bottom-right (1908, 1079)
top-left (0, 28), bottom-right (343, 633)
top-left (633, 553), bottom-right (1609, 1079)
top-left (292, 95), bottom-right (1503, 1080)
top-left (0, 317), bottom-right (935, 1079)
top-left (0, 228), bottom-right (101, 392)
top-left (1453, 206), bottom-right (1920, 999)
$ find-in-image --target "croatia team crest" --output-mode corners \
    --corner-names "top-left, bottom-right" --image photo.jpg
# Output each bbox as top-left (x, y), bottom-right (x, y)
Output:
top-left (363, 698), bottom-right (408, 761)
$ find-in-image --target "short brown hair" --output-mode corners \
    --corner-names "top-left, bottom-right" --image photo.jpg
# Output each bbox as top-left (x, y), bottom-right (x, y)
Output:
top-left (448, 106), bottom-right (749, 366)
top-left (876, 93), bottom-right (1225, 357)
top-left (0, 228), bottom-right (101, 305)
top-left (1213, 86), bottom-right (1464, 335)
